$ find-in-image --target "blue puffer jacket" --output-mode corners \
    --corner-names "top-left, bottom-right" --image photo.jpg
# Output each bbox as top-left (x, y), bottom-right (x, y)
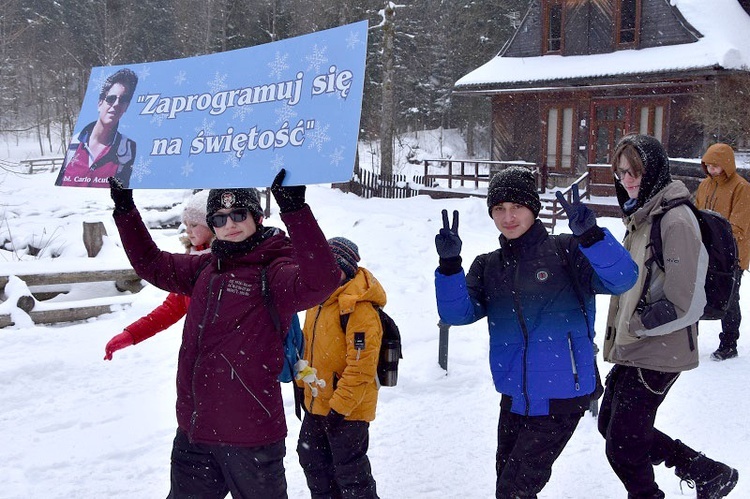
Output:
top-left (435, 221), bottom-right (637, 416)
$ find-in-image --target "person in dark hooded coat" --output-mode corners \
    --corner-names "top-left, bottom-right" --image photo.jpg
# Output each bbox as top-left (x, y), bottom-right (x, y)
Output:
top-left (599, 134), bottom-right (738, 499)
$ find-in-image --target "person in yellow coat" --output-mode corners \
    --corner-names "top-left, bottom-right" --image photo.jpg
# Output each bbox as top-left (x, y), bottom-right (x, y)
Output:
top-left (695, 143), bottom-right (750, 360)
top-left (296, 237), bottom-right (386, 499)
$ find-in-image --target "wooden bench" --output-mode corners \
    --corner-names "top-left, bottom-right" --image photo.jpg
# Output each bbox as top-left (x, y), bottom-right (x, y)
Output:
top-left (19, 157), bottom-right (64, 174)
top-left (0, 267), bottom-right (143, 328)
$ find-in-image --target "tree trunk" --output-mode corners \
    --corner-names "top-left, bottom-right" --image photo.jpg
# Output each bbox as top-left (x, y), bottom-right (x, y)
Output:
top-left (380, 3), bottom-right (395, 178)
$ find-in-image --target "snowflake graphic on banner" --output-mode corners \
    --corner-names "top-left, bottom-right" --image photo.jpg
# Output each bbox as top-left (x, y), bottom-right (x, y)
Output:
top-left (195, 118), bottom-right (216, 137)
top-left (181, 160), bottom-right (194, 177)
top-left (174, 71), bottom-right (187, 86)
top-left (275, 104), bottom-right (297, 125)
top-left (224, 153), bottom-right (241, 168)
top-left (208, 72), bottom-right (228, 93)
top-left (329, 147), bottom-right (345, 166)
top-left (150, 113), bottom-right (166, 127)
top-left (271, 154), bottom-right (285, 172)
top-left (346, 31), bottom-right (361, 49)
top-left (137, 66), bottom-right (151, 82)
top-left (268, 51), bottom-right (289, 79)
top-left (305, 44), bottom-right (328, 72)
top-left (233, 105), bottom-right (253, 123)
top-left (132, 157), bottom-right (152, 182)
top-left (307, 122), bottom-right (331, 152)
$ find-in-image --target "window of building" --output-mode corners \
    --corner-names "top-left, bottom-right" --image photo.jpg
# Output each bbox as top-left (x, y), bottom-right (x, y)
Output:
top-left (543, 0), bottom-right (563, 54)
top-left (638, 103), bottom-right (666, 142)
top-left (616, 0), bottom-right (641, 47)
top-left (545, 106), bottom-right (575, 170)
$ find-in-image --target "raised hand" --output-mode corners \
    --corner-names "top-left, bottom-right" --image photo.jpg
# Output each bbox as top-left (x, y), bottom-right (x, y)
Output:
top-left (108, 177), bottom-right (135, 215)
top-left (555, 184), bottom-right (596, 237)
top-left (435, 209), bottom-right (462, 259)
top-left (270, 168), bottom-right (306, 213)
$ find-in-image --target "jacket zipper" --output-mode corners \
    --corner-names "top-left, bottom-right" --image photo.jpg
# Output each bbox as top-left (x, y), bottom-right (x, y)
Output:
top-left (509, 263), bottom-right (530, 415)
top-left (190, 272), bottom-right (220, 438)
top-left (220, 354), bottom-right (271, 417)
top-left (567, 333), bottom-right (580, 391)
top-left (309, 304), bottom-right (324, 413)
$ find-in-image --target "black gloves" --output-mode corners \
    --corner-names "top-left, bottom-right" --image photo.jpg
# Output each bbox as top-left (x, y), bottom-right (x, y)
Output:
top-left (324, 409), bottom-right (345, 432)
top-left (435, 209), bottom-right (462, 275)
top-left (271, 168), bottom-right (306, 213)
top-left (108, 177), bottom-right (135, 215)
top-left (555, 184), bottom-right (604, 247)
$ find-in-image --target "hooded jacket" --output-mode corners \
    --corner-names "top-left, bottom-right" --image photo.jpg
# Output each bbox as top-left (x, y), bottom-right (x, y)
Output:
top-left (605, 135), bottom-right (707, 373)
top-left (695, 144), bottom-right (750, 270)
top-left (435, 221), bottom-right (637, 417)
top-left (114, 205), bottom-right (340, 447)
top-left (300, 267), bottom-right (387, 422)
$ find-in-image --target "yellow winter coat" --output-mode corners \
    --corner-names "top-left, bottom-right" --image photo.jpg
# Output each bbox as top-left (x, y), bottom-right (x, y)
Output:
top-left (695, 143), bottom-right (750, 269)
top-left (299, 267), bottom-right (386, 422)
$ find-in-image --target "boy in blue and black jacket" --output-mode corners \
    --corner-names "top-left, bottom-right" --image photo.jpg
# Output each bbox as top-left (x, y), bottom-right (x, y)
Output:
top-left (434, 166), bottom-right (637, 498)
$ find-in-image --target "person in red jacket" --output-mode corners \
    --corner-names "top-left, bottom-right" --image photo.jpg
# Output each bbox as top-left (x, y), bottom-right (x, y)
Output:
top-left (108, 170), bottom-right (340, 498)
top-left (103, 189), bottom-right (214, 360)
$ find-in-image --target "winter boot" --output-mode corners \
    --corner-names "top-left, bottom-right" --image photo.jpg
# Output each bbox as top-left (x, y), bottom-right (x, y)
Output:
top-left (672, 441), bottom-right (738, 499)
top-left (711, 334), bottom-right (738, 361)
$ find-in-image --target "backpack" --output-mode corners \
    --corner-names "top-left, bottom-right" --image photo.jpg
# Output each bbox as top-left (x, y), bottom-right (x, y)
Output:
top-left (340, 306), bottom-right (403, 387)
top-left (260, 267), bottom-right (305, 418)
top-left (637, 199), bottom-right (740, 321)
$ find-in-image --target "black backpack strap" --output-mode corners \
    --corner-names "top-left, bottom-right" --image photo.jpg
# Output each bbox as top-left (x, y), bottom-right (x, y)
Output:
top-left (261, 266), bottom-right (303, 420)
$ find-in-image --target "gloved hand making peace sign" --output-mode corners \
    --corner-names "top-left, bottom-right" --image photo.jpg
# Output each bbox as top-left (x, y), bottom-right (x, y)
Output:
top-left (435, 209), bottom-right (463, 275)
top-left (555, 184), bottom-right (604, 247)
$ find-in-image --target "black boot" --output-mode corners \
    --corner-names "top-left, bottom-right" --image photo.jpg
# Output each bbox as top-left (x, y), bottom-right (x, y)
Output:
top-left (672, 441), bottom-right (738, 499)
top-left (712, 333), bottom-right (738, 361)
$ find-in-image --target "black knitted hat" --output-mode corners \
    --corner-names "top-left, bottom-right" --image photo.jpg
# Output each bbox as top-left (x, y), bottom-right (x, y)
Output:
top-left (487, 166), bottom-right (541, 217)
top-left (328, 237), bottom-right (360, 280)
top-left (206, 188), bottom-right (263, 228)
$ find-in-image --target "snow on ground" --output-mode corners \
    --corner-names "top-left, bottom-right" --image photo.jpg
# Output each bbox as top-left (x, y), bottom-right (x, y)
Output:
top-left (1, 133), bottom-right (748, 498)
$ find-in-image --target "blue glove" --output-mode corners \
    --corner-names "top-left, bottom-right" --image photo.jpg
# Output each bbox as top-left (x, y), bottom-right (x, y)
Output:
top-left (435, 209), bottom-right (462, 259)
top-left (555, 184), bottom-right (596, 236)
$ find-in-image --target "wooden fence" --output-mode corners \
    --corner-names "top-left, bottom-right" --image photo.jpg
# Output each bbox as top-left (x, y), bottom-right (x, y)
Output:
top-left (333, 168), bottom-right (428, 199)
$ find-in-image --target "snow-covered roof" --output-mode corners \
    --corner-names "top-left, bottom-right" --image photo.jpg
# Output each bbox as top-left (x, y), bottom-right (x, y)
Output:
top-left (456, 0), bottom-right (750, 89)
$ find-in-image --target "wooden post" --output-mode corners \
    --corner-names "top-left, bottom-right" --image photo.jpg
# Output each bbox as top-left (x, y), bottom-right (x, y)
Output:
top-left (438, 321), bottom-right (450, 372)
top-left (82, 222), bottom-right (107, 257)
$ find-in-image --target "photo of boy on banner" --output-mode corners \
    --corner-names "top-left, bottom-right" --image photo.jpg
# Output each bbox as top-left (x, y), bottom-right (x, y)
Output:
top-left (54, 21), bottom-right (368, 190)
top-left (56, 68), bottom-right (139, 188)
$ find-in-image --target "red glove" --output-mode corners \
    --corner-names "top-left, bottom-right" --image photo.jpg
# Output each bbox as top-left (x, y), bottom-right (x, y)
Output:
top-left (104, 331), bottom-right (134, 360)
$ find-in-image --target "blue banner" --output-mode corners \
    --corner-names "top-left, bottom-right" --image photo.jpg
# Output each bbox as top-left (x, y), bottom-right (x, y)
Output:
top-left (56, 21), bottom-right (368, 189)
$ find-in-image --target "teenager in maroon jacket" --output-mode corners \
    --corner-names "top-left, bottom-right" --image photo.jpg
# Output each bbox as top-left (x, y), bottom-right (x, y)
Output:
top-left (109, 170), bottom-right (340, 498)
top-left (104, 190), bottom-right (213, 360)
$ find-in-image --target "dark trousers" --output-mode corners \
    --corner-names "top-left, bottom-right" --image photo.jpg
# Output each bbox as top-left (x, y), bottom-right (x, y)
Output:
top-left (598, 365), bottom-right (683, 499)
top-left (495, 409), bottom-right (582, 498)
top-left (168, 428), bottom-right (287, 499)
top-left (297, 413), bottom-right (378, 499)
top-left (720, 271), bottom-right (743, 347)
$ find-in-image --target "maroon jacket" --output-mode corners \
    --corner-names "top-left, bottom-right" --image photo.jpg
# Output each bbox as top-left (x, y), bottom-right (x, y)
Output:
top-left (114, 205), bottom-right (339, 447)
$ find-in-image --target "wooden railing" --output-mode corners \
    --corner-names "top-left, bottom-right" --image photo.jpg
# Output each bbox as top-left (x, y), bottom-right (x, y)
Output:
top-left (421, 158), bottom-right (539, 191)
top-left (19, 157), bottom-right (64, 173)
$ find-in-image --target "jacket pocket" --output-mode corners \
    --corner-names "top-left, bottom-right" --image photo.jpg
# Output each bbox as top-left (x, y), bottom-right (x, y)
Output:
top-left (220, 354), bottom-right (271, 417)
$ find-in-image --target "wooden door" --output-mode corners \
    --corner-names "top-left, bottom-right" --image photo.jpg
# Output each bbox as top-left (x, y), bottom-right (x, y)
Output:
top-left (590, 100), bottom-right (630, 164)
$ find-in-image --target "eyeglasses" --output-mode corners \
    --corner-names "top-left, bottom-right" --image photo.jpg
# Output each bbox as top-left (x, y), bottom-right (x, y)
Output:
top-left (208, 208), bottom-right (250, 228)
top-left (104, 94), bottom-right (131, 106)
top-left (614, 167), bottom-right (638, 181)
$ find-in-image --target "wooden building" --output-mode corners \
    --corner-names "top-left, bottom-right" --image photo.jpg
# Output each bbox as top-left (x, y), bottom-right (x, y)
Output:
top-left (454, 0), bottom-right (750, 192)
